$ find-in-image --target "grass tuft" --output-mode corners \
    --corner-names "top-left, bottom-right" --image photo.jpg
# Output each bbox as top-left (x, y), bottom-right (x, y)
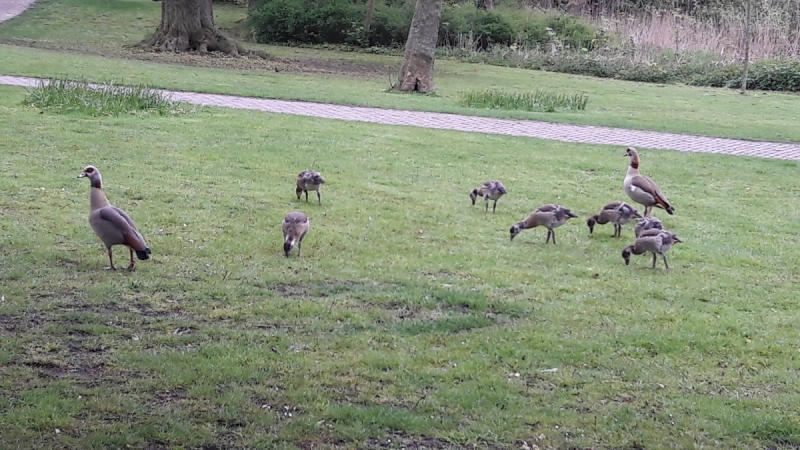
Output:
top-left (459, 88), bottom-right (589, 112)
top-left (22, 77), bottom-right (195, 117)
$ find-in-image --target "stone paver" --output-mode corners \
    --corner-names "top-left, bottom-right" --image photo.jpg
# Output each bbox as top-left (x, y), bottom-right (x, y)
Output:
top-left (2, 0), bottom-right (799, 161)
top-left (0, 0), bottom-right (36, 23)
top-left (3, 74), bottom-right (799, 161)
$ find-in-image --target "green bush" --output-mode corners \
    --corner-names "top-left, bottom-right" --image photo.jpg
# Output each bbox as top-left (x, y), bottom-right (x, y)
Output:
top-left (250, 0), bottom-right (597, 50)
top-left (687, 59), bottom-right (800, 92)
top-left (746, 59), bottom-right (800, 91)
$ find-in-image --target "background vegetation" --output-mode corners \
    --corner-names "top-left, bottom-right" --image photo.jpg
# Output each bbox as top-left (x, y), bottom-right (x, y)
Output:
top-left (247, 0), bottom-right (800, 91)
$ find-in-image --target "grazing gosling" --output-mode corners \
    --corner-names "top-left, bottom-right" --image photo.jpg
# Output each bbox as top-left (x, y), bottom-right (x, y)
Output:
top-left (469, 180), bottom-right (507, 214)
top-left (621, 228), bottom-right (682, 270)
top-left (623, 147), bottom-right (674, 217)
top-left (78, 165), bottom-right (151, 270)
top-left (586, 201), bottom-right (642, 237)
top-left (510, 204), bottom-right (578, 244)
top-left (296, 170), bottom-right (325, 205)
top-left (282, 211), bottom-right (310, 257)
top-left (634, 216), bottom-right (664, 238)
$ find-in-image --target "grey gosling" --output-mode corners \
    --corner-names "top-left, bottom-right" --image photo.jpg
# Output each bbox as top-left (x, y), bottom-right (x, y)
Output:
top-left (586, 201), bottom-right (642, 237)
top-left (78, 165), bottom-right (151, 270)
top-left (510, 204), bottom-right (578, 244)
top-left (469, 180), bottom-right (507, 213)
top-left (282, 211), bottom-right (310, 257)
top-left (634, 216), bottom-right (664, 238)
top-left (296, 170), bottom-right (325, 205)
top-left (621, 228), bottom-right (682, 269)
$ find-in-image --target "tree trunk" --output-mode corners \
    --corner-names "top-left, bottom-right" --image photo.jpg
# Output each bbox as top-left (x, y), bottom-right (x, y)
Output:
top-left (136, 0), bottom-right (248, 55)
top-left (741, 0), bottom-right (751, 94)
top-left (365, 0), bottom-right (376, 38)
top-left (393, 0), bottom-right (443, 93)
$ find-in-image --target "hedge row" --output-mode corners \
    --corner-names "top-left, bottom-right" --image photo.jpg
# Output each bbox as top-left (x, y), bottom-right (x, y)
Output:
top-left (460, 51), bottom-right (800, 92)
top-left (248, 0), bottom-right (598, 50)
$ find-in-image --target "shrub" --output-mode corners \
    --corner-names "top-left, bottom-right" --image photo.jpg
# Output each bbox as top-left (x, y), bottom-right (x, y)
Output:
top-left (460, 88), bottom-right (589, 112)
top-left (22, 78), bottom-right (192, 117)
top-left (746, 59), bottom-right (800, 92)
top-left (250, 0), bottom-right (597, 50)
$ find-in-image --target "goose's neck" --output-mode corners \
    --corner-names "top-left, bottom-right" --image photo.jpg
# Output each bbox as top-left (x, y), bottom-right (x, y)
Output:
top-left (90, 186), bottom-right (110, 211)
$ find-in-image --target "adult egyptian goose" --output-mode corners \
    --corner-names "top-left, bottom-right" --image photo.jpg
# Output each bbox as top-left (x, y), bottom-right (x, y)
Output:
top-left (634, 216), bottom-right (664, 238)
top-left (510, 204), bottom-right (578, 244)
top-left (623, 147), bottom-right (674, 217)
top-left (296, 170), bottom-right (325, 205)
top-left (78, 165), bottom-right (151, 270)
top-left (586, 201), bottom-right (642, 237)
top-left (282, 211), bottom-right (310, 257)
top-left (469, 180), bottom-right (507, 214)
top-left (621, 228), bottom-right (682, 269)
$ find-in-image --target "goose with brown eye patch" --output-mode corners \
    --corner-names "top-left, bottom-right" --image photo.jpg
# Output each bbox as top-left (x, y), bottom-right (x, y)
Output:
top-left (469, 180), bottom-right (507, 214)
top-left (282, 211), bottom-right (310, 257)
top-left (77, 165), bottom-right (151, 270)
top-left (623, 147), bottom-right (675, 217)
top-left (296, 170), bottom-right (325, 205)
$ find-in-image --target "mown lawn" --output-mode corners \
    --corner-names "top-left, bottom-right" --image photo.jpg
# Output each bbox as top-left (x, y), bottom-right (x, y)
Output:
top-left (1, 0), bottom-right (800, 143)
top-left (1, 84), bottom-right (800, 449)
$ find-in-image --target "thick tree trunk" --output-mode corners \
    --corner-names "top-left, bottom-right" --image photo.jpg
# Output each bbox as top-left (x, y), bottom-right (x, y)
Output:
top-left (137, 0), bottom-right (247, 55)
top-left (393, 0), bottom-right (443, 93)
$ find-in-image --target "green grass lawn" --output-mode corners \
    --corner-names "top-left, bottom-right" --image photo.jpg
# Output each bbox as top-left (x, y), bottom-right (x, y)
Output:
top-left (2, 0), bottom-right (800, 143)
top-left (2, 83), bottom-right (800, 449)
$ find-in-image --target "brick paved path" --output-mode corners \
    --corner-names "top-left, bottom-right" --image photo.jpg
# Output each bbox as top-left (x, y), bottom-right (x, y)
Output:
top-left (3, 73), bottom-right (800, 161)
top-left (2, 0), bottom-right (800, 161)
top-left (0, 0), bottom-right (36, 23)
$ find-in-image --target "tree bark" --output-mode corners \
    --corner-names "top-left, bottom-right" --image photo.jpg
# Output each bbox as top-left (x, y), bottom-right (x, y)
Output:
top-left (740, 0), bottom-right (751, 94)
top-left (393, 0), bottom-right (443, 93)
top-left (136, 0), bottom-right (248, 55)
top-left (365, 0), bottom-right (376, 37)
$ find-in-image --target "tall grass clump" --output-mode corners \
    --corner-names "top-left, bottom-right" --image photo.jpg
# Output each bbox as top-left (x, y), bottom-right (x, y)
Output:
top-left (460, 88), bottom-right (589, 112)
top-left (23, 78), bottom-right (192, 117)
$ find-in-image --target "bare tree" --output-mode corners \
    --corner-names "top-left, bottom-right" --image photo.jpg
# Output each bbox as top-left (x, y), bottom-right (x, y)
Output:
top-left (365, 0), bottom-right (376, 37)
top-left (393, 0), bottom-right (444, 93)
top-left (136, 0), bottom-right (249, 56)
top-left (740, 0), bottom-right (753, 94)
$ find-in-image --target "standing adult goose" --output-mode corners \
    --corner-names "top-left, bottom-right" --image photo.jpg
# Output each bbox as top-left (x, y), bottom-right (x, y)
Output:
top-left (621, 228), bottom-right (682, 270)
top-left (78, 165), bottom-right (151, 270)
top-left (296, 170), bottom-right (325, 205)
top-left (469, 180), bottom-right (507, 214)
top-left (586, 201), bottom-right (642, 237)
top-left (510, 204), bottom-right (578, 244)
top-left (282, 211), bottom-right (310, 257)
top-left (623, 147), bottom-right (674, 217)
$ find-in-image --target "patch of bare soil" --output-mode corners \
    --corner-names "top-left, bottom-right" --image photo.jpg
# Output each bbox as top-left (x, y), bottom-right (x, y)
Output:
top-left (0, 38), bottom-right (398, 79)
top-left (365, 430), bottom-right (485, 449)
